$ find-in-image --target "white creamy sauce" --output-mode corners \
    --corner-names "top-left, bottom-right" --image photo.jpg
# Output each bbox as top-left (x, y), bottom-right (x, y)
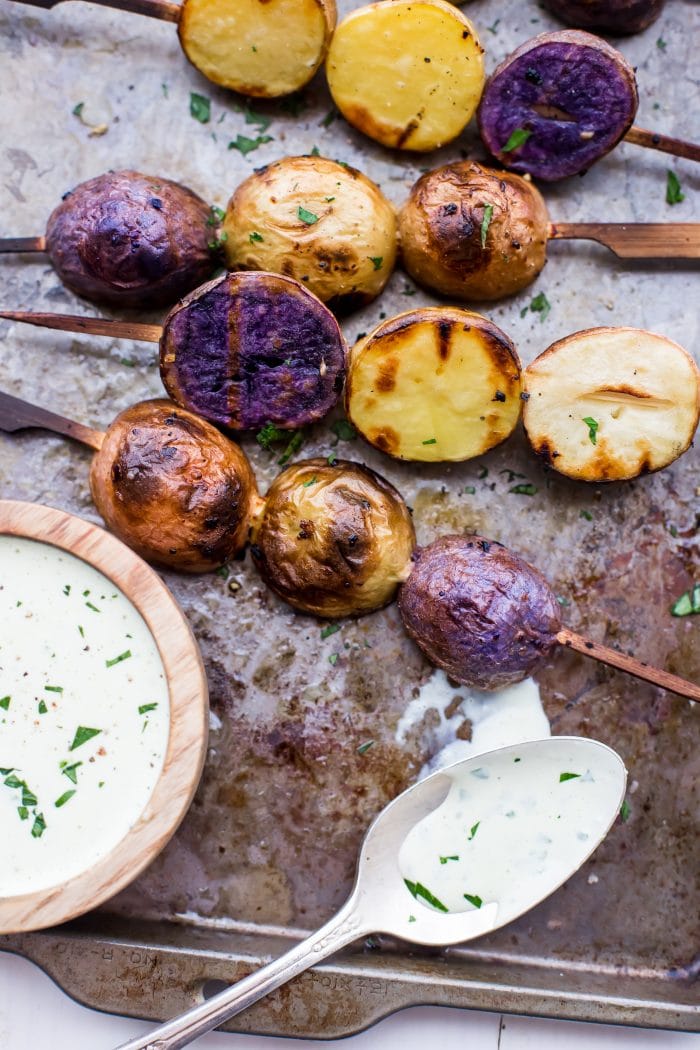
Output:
top-left (0, 536), bottom-right (170, 897)
top-left (399, 742), bottom-right (622, 925)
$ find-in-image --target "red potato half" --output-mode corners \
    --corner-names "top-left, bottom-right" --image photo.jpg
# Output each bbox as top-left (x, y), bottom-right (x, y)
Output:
top-left (346, 308), bottom-right (522, 462)
top-left (178, 0), bottom-right (336, 97)
top-left (478, 31), bottom-right (638, 181)
top-left (523, 327), bottom-right (700, 482)
top-left (160, 272), bottom-right (348, 432)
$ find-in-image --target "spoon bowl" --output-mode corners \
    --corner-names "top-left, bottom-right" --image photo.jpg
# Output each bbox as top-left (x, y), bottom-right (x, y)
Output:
top-left (118, 736), bottom-right (626, 1050)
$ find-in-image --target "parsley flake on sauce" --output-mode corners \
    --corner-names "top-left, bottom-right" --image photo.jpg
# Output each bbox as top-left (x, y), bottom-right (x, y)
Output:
top-left (61, 761), bottom-right (83, 785)
top-left (45, 685), bottom-right (63, 694)
top-left (54, 790), bottom-right (76, 809)
top-left (468, 821), bottom-right (480, 841)
top-left (106, 650), bottom-right (132, 668)
top-left (69, 726), bottom-right (102, 751)
top-left (439, 855), bottom-right (459, 864)
top-left (38, 700), bottom-right (48, 715)
top-left (502, 127), bottom-right (532, 153)
top-left (404, 879), bottom-right (449, 912)
top-left (0, 695), bottom-right (10, 711)
top-left (31, 812), bottom-right (47, 838)
top-left (463, 893), bottom-right (483, 908)
top-left (297, 205), bottom-right (319, 225)
top-left (582, 416), bottom-right (599, 445)
top-left (559, 772), bottom-right (581, 783)
top-left (138, 703), bottom-right (159, 715)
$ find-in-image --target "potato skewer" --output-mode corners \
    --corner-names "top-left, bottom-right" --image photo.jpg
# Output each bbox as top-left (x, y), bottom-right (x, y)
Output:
top-left (12, 0), bottom-right (336, 98)
top-left (0, 390), bottom-right (261, 572)
top-left (0, 272), bottom-right (348, 432)
top-left (478, 30), bottom-right (700, 181)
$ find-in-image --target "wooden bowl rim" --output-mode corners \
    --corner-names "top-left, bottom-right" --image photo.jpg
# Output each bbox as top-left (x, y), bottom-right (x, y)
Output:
top-left (0, 500), bottom-right (209, 934)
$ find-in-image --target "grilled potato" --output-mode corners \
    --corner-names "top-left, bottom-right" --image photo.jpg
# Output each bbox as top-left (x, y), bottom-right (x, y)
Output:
top-left (178, 0), bottom-right (336, 97)
top-left (90, 400), bottom-right (260, 573)
top-left (222, 156), bottom-right (397, 312)
top-left (250, 458), bottom-right (415, 617)
top-left (399, 161), bottom-right (549, 301)
top-left (326, 0), bottom-right (485, 151)
top-left (523, 327), bottom-right (700, 482)
top-left (346, 308), bottom-right (522, 462)
top-left (541, 0), bottom-right (664, 35)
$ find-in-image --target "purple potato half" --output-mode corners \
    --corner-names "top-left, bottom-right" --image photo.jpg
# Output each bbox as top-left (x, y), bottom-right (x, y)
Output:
top-left (398, 534), bottom-right (562, 690)
top-left (478, 31), bottom-right (638, 181)
top-left (160, 271), bottom-right (348, 431)
top-left (541, 0), bottom-right (664, 36)
top-left (45, 170), bottom-right (215, 307)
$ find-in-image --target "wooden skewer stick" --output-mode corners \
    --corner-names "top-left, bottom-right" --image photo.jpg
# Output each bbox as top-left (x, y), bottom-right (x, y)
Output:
top-left (0, 237), bottom-right (47, 254)
top-left (625, 125), bottom-right (700, 164)
top-left (557, 627), bottom-right (700, 703)
top-left (547, 223), bottom-right (700, 260)
top-left (0, 389), bottom-right (104, 451)
top-left (0, 310), bottom-right (162, 343)
top-left (14, 0), bottom-right (181, 22)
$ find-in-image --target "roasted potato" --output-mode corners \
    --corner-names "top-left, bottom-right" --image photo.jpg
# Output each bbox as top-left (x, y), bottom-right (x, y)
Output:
top-left (222, 156), bottom-right (397, 312)
top-left (326, 0), bottom-right (485, 151)
top-left (160, 271), bottom-right (347, 431)
top-left (346, 308), bottom-right (522, 462)
top-left (45, 171), bottom-right (214, 308)
top-left (523, 327), bottom-right (700, 482)
top-left (90, 400), bottom-right (261, 572)
top-left (250, 458), bottom-right (415, 617)
top-left (478, 31), bottom-right (638, 181)
top-left (399, 161), bottom-right (548, 301)
top-left (178, 0), bottom-right (336, 97)
top-left (398, 535), bottom-right (562, 690)
top-left (541, 0), bottom-right (664, 35)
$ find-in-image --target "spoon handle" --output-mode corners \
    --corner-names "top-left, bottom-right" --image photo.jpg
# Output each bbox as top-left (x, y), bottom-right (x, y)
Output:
top-left (114, 897), bottom-right (369, 1050)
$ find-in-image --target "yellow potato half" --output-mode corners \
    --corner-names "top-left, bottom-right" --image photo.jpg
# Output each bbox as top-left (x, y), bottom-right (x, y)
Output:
top-left (179, 0), bottom-right (336, 97)
top-left (222, 156), bottom-right (397, 310)
top-left (346, 308), bottom-right (522, 462)
top-left (523, 327), bottom-right (700, 482)
top-left (326, 0), bottom-right (485, 151)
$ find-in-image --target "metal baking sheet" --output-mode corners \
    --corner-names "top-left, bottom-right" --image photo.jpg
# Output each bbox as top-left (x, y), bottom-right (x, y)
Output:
top-left (0, 0), bottom-right (698, 1035)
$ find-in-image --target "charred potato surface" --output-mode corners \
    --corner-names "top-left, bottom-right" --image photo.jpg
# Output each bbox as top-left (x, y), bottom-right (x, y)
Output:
top-left (523, 327), bottom-right (700, 482)
top-left (399, 535), bottom-right (562, 690)
top-left (178, 0), bottom-right (336, 97)
top-left (346, 308), bottom-right (522, 462)
top-left (90, 399), bottom-right (260, 573)
top-left (399, 161), bottom-right (549, 301)
top-left (222, 156), bottom-right (397, 312)
top-left (45, 170), bottom-right (214, 308)
top-left (326, 0), bottom-right (485, 151)
top-left (478, 31), bottom-right (638, 181)
top-left (250, 458), bottom-right (415, 617)
top-left (541, 0), bottom-right (664, 35)
top-left (160, 271), bottom-right (347, 431)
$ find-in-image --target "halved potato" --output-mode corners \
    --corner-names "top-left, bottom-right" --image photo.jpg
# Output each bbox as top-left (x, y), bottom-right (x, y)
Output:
top-left (222, 156), bottom-right (397, 311)
top-left (178, 0), bottom-right (336, 97)
top-left (523, 327), bottom-right (700, 482)
top-left (346, 308), bottom-right (522, 462)
top-left (326, 0), bottom-right (485, 151)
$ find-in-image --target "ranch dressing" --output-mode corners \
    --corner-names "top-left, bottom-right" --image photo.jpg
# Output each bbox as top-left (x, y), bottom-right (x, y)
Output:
top-left (399, 740), bottom-right (622, 924)
top-left (0, 536), bottom-right (169, 897)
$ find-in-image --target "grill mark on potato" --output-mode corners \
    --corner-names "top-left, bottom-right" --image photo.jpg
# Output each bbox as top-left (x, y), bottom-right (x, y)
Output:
top-left (396, 115), bottom-right (422, 149)
top-left (370, 426), bottom-right (400, 455)
top-left (374, 356), bottom-right (399, 393)
top-left (437, 319), bottom-right (453, 361)
top-left (583, 387), bottom-right (674, 408)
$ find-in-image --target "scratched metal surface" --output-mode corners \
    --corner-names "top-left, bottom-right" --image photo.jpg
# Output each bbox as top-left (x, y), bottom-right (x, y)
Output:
top-left (0, 0), bottom-right (699, 1035)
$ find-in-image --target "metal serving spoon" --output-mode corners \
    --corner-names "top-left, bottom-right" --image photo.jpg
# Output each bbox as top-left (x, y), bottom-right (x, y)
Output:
top-left (116, 736), bottom-right (626, 1050)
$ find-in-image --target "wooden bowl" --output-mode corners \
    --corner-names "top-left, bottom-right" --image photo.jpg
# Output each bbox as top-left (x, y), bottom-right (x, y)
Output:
top-left (0, 500), bottom-right (208, 934)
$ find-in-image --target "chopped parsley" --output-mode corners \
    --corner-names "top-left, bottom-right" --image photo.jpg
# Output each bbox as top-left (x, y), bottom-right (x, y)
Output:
top-left (228, 134), bottom-right (273, 156)
top-left (85, 601), bottom-right (101, 613)
top-left (256, 422), bottom-right (287, 451)
top-left (320, 109), bottom-right (337, 128)
top-left (467, 821), bottom-right (480, 841)
top-left (207, 205), bottom-right (225, 226)
top-left (510, 483), bottom-right (537, 496)
top-left (31, 812), bottom-right (47, 838)
top-left (559, 772), bottom-right (581, 783)
top-left (302, 476), bottom-right (318, 488)
top-left (328, 652), bottom-right (339, 666)
top-left (298, 205), bottom-right (319, 225)
top-left (656, 36), bottom-right (667, 50)
top-left (105, 649), bottom-right (132, 668)
top-left (207, 231), bottom-right (228, 252)
top-left (463, 893), bottom-right (483, 908)
top-left (439, 855), bottom-right (459, 864)
top-left (670, 584), bottom-right (700, 617)
top-left (69, 726), bottom-right (102, 751)
top-left (320, 623), bottom-right (341, 640)
top-left (249, 231), bottom-right (264, 243)
top-left (54, 790), bottom-right (76, 809)
top-left (72, 101), bottom-right (84, 118)
top-left (480, 203), bottom-right (494, 248)
top-left (620, 800), bottom-right (631, 822)
top-left (62, 584), bottom-right (71, 596)
top-left (461, 485), bottom-right (476, 495)
top-left (666, 170), bottom-right (685, 205)
top-left (422, 437), bottom-right (437, 445)
top-left (502, 127), bottom-right (532, 153)
top-left (357, 740), bottom-right (375, 755)
top-left (582, 416), bottom-right (599, 445)
top-left (278, 430), bottom-right (304, 465)
top-left (238, 101), bottom-right (272, 132)
top-left (189, 92), bottom-right (211, 124)
top-left (580, 509), bottom-right (593, 521)
top-left (0, 695), bottom-right (10, 711)
top-left (44, 685), bottom-right (63, 693)
top-left (138, 703), bottom-right (159, 715)
top-left (331, 419), bottom-right (357, 442)
top-left (528, 291), bottom-right (551, 322)
top-left (61, 761), bottom-right (83, 785)
top-left (368, 256), bottom-right (383, 270)
top-left (404, 879), bottom-right (448, 912)
top-left (408, 914), bottom-right (416, 923)
top-left (38, 700), bottom-right (48, 715)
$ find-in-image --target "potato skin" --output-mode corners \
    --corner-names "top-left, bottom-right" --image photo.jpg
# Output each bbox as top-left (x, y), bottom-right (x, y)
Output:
top-left (250, 458), bottom-right (415, 617)
top-left (222, 156), bottom-right (397, 313)
top-left (399, 161), bottom-right (548, 301)
top-left (541, 0), bottom-right (663, 35)
top-left (90, 400), bottom-right (260, 573)
top-left (45, 171), bottom-right (214, 307)
top-left (478, 31), bottom-right (638, 181)
top-left (398, 535), bottom-right (561, 690)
